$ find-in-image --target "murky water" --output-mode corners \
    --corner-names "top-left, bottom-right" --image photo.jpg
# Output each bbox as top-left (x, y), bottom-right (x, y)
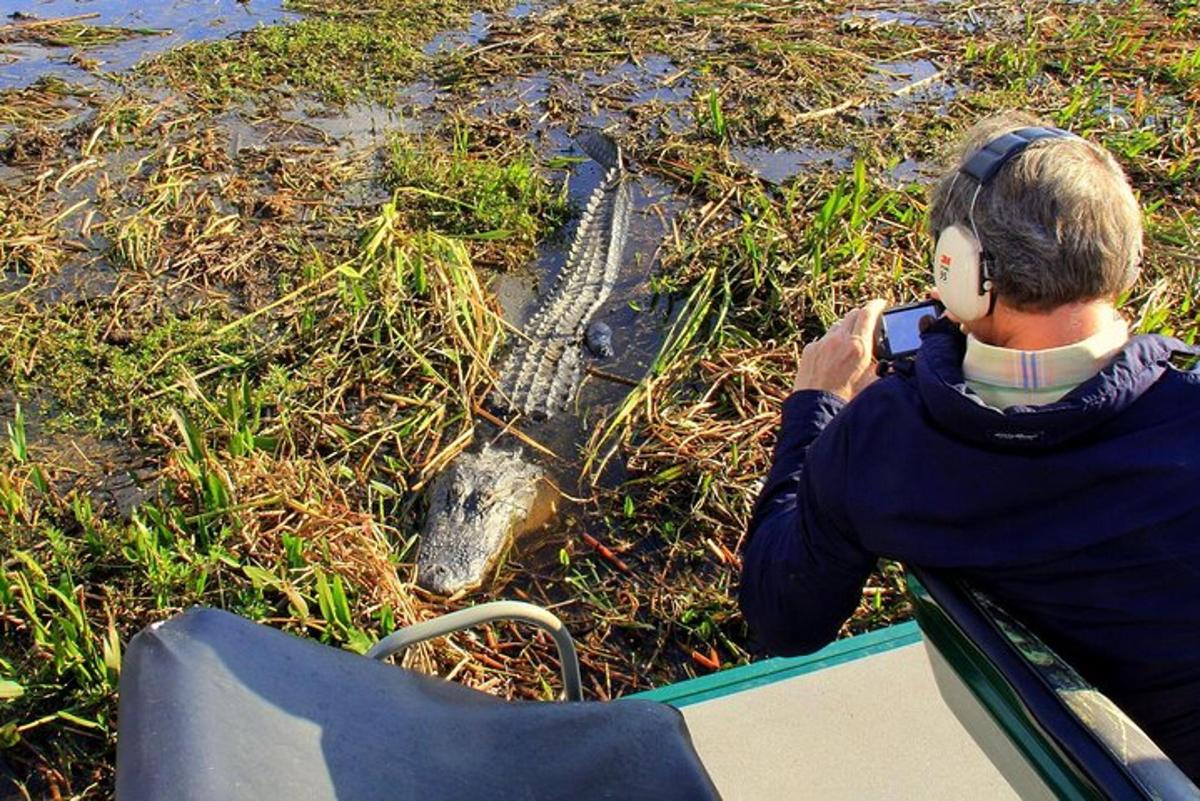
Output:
top-left (579, 54), bottom-right (694, 131)
top-left (887, 156), bottom-right (939, 186)
top-left (0, 0), bottom-right (298, 89)
top-left (840, 5), bottom-right (983, 34)
top-left (0, 391), bottom-right (157, 515)
top-left (859, 57), bottom-right (961, 125)
top-left (423, 9), bottom-right (490, 55)
top-left (841, 9), bottom-right (942, 29)
top-left (278, 100), bottom-right (427, 152)
top-left (731, 144), bottom-right (853, 185)
top-left (469, 71), bottom-right (549, 118)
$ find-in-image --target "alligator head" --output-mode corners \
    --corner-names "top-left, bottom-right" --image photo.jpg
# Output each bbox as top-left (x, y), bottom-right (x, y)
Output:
top-left (416, 445), bottom-right (556, 596)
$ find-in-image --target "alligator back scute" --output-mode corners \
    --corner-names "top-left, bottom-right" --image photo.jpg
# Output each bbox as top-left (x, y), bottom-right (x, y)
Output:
top-left (494, 148), bottom-right (632, 420)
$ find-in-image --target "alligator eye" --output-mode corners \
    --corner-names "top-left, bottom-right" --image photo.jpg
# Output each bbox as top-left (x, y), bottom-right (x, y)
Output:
top-left (463, 490), bottom-right (482, 518)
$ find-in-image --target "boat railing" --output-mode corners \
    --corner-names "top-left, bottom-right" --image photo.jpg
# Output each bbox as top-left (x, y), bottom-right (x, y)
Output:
top-left (907, 566), bottom-right (1200, 801)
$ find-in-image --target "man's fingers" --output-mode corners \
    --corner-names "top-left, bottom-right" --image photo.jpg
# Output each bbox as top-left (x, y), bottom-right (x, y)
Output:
top-left (835, 308), bottom-right (860, 335)
top-left (850, 298), bottom-right (888, 341)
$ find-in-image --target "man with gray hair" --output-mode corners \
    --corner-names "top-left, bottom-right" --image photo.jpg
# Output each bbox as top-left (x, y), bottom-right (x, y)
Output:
top-left (740, 111), bottom-right (1200, 777)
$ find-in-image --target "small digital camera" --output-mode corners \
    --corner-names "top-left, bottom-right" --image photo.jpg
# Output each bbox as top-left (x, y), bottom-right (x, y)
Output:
top-left (873, 299), bottom-right (945, 361)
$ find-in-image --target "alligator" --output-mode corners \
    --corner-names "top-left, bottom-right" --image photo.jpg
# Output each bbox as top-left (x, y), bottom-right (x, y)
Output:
top-left (492, 131), bottom-right (632, 421)
top-left (415, 133), bottom-right (633, 596)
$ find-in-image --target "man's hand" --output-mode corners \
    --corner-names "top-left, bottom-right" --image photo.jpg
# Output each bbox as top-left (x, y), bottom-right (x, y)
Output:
top-left (793, 299), bottom-right (887, 402)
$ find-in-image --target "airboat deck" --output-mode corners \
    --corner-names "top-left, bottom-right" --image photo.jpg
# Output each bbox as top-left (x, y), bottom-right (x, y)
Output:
top-left (637, 622), bottom-right (1019, 800)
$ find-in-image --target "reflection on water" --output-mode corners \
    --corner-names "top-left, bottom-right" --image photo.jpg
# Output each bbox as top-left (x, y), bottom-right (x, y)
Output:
top-left (731, 144), bottom-right (853, 185)
top-left (0, 0), bottom-right (297, 89)
top-left (423, 9), bottom-right (490, 55)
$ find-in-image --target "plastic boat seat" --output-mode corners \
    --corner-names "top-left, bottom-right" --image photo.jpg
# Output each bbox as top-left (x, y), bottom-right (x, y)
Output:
top-left (115, 608), bottom-right (721, 801)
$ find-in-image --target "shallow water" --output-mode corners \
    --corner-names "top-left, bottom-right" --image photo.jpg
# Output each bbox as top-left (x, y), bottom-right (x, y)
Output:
top-left (468, 71), bottom-right (550, 118)
top-left (0, 0), bottom-right (298, 89)
top-left (731, 144), bottom-right (853, 185)
top-left (578, 54), bottom-right (694, 131)
top-left (278, 99), bottom-right (428, 152)
top-left (859, 57), bottom-right (961, 125)
top-left (0, 391), bottom-right (156, 515)
top-left (840, 8), bottom-right (943, 29)
top-left (887, 156), bottom-right (939, 186)
top-left (423, 9), bottom-right (490, 55)
top-left (869, 58), bottom-right (953, 100)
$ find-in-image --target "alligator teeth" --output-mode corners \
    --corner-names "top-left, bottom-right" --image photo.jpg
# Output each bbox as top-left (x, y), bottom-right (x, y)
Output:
top-left (494, 156), bottom-right (632, 420)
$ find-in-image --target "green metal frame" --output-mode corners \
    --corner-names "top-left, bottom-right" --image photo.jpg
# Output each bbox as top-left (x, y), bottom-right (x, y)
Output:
top-left (633, 621), bottom-right (920, 708)
top-left (907, 571), bottom-right (1101, 800)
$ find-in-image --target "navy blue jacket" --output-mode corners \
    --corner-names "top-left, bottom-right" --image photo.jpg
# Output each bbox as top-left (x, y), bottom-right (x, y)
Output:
top-left (740, 319), bottom-right (1200, 776)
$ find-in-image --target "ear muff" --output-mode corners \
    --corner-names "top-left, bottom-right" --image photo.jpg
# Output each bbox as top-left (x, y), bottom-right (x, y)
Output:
top-left (932, 126), bottom-right (1077, 323)
top-left (934, 223), bottom-right (993, 322)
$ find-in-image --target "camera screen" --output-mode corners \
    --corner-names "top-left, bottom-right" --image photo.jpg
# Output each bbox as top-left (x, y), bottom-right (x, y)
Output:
top-left (883, 305), bottom-right (939, 355)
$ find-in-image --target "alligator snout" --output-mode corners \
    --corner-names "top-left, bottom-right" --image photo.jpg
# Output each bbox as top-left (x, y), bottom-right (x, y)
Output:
top-left (416, 445), bottom-right (555, 596)
top-left (416, 562), bottom-right (471, 598)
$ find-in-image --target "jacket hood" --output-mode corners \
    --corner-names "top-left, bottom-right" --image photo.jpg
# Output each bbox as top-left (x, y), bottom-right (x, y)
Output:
top-left (914, 317), bottom-right (1184, 451)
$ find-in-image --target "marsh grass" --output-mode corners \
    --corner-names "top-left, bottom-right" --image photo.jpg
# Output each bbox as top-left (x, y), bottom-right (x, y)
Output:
top-left (0, 17), bottom-right (162, 50)
top-left (384, 125), bottom-right (569, 269)
top-left (141, 0), bottom-right (508, 107)
top-left (0, 78), bottom-right (99, 126)
top-left (1, 0), bottom-right (1199, 797)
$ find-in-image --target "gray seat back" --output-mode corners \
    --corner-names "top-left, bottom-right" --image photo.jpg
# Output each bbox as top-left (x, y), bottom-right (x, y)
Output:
top-left (115, 608), bottom-right (721, 801)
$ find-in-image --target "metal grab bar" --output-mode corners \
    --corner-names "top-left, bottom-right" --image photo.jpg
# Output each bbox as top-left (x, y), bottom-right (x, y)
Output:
top-left (366, 601), bottom-right (583, 702)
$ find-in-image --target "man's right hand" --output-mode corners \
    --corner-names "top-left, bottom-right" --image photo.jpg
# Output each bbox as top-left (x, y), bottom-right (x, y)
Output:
top-left (792, 299), bottom-right (887, 402)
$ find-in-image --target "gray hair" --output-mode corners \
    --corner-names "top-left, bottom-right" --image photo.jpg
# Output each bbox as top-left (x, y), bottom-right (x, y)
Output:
top-left (929, 112), bottom-right (1143, 311)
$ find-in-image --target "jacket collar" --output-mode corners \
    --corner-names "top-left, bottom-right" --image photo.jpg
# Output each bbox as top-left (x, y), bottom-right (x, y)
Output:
top-left (963, 319), bottom-right (1129, 397)
top-left (914, 317), bottom-right (1180, 450)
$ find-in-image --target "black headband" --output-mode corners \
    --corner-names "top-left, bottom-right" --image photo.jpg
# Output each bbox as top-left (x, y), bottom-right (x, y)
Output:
top-left (959, 126), bottom-right (1077, 184)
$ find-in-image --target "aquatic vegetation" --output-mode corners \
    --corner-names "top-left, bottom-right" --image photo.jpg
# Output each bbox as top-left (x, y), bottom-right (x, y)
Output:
top-left (0, 15), bottom-right (163, 50)
top-left (141, 0), bottom-right (503, 106)
top-left (384, 126), bottom-right (568, 269)
top-left (1, 0), bottom-right (1198, 797)
top-left (0, 77), bottom-right (99, 125)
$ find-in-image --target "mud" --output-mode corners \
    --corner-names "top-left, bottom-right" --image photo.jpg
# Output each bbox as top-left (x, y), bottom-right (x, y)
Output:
top-left (0, 392), bottom-right (158, 516)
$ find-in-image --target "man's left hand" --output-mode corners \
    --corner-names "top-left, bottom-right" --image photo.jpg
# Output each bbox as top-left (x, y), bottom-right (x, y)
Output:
top-left (793, 299), bottom-right (887, 402)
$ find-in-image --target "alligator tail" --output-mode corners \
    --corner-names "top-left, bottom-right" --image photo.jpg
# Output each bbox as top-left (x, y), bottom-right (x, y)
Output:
top-left (574, 130), bottom-right (622, 172)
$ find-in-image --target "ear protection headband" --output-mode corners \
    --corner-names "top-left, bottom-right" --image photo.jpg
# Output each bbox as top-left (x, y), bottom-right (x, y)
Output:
top-left (934, 126), bottom-right (1077, 322)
